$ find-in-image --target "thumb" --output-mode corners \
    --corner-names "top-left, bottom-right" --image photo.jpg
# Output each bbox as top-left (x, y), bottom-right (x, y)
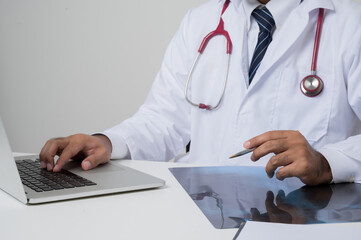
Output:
top-left (81, 155), bottom-right (100, 170)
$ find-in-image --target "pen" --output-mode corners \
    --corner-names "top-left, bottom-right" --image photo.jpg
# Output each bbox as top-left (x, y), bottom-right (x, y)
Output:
top-left (229, 148), bottom-right (256, 159)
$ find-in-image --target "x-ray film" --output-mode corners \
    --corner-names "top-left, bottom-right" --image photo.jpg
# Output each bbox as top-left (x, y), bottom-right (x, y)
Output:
top-left (169, 166), bottom-right (361, 229)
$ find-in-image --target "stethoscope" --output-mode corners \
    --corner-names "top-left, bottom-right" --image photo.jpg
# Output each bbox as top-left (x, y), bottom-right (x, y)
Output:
top-left (184, 0), bottom-right (325, 110)
top-left (300, 8), bottom-right (324, 97)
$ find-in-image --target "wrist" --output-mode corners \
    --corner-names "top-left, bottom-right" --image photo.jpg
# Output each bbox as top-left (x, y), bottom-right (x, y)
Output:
top-left (93, 134), bottom-right (112, 155)
top-left (318, 152), bottom-right (333, 184)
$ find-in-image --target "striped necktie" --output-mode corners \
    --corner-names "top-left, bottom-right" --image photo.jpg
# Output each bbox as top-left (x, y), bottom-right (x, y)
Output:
top-left (249, 7), bottom-right (275, 84)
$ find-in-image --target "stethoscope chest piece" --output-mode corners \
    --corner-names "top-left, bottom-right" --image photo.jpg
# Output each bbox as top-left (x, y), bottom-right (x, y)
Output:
top-left (300, 75), bottom-right (324, 97)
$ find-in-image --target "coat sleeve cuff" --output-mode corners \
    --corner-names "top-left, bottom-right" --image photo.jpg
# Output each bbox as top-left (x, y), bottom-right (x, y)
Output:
top-left (95, 130), bottom-right (130, 160)
top-left (318, 148), bottom-right (357, 183)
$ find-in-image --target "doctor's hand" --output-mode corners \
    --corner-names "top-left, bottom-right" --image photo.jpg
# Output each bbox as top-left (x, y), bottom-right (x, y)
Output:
top-left (39, 134), bottom-right (112, 172)
top-left (244, 130), bottom-right (332, 186)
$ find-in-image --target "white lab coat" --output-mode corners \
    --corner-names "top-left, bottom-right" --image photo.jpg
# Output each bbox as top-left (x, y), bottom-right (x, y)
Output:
top-left (103, 0), bottom-right (361, 183)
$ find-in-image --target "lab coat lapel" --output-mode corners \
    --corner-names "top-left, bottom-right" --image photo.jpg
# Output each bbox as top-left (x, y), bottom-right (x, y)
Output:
top-left (222, 0), bottom-right (249, 90)
top-left (247, 0), bottom-right (334, 91)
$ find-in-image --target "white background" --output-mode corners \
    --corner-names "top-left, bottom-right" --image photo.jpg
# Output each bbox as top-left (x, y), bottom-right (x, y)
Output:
top-left (1, 0), bottom-right (361, 153)
top-left (0, 0), bottom-right (207, 153)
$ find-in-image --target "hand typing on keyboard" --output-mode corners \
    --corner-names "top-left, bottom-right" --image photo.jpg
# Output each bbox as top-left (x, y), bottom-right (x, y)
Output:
top-left (39, 134), bottom-right (112, 172)
top-left (17, 159), bottom-right (97, 192)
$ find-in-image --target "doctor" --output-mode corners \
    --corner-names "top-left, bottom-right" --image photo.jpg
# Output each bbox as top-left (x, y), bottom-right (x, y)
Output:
top-left (39, 0), bottom-right (361, 186)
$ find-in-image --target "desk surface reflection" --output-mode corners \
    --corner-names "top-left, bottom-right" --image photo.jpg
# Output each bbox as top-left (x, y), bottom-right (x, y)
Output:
top-left (170, 166), bottom-right (361, 229)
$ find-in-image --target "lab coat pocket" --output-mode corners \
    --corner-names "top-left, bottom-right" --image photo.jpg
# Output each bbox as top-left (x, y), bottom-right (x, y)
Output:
top-left (273, 68), bottom-right (334, 144)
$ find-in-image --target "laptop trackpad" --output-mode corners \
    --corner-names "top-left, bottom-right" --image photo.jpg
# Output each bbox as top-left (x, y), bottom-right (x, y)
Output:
top-left (64, 160), bottom-right (123, 174)
top-left (64, 161), bottom-right (147, 188)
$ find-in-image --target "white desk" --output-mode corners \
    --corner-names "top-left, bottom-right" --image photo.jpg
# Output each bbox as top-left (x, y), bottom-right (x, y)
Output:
top-left (2, 156), bottom-right (361, 240)
top-left (0, 159), bottom-right (238, 240)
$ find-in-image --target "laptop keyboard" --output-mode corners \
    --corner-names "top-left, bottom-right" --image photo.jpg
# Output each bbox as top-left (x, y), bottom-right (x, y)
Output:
top-left (16, 159), bottom-right (96, 192)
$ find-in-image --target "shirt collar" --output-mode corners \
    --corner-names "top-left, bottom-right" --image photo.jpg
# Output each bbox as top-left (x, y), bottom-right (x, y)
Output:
top-left (242, 0), bottom-right (300, 31)
top-left (242, 0), bottom-right (260, 30)
top-left (217, 0), bottom-right (242, 9)
top-left (216, 0), bottom-right (334, 27)
top-left (267, 0), bottom-right (300, 30)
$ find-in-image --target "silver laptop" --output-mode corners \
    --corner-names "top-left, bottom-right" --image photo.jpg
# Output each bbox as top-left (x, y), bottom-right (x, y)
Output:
top-left (0, 119), bottom-right (165, 204)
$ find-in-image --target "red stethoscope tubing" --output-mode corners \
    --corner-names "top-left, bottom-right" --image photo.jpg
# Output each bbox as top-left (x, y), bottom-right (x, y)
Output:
top-left (184, 0), bottom-right (232, 110)
top-left (198, 0), bottom-right (232, 54)
top-left (311, 8), bottom-right (324, 74)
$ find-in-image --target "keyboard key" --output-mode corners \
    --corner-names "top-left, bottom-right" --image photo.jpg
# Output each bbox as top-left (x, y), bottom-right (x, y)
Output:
top-left (16, 159), bottom-right (97, 192)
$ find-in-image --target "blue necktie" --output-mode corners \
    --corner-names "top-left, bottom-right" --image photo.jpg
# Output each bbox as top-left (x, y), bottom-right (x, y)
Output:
top-left (249, 7), bottom-right (275, 84)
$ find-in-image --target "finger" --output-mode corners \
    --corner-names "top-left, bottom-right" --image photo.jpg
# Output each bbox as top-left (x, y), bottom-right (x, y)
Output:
top-left (275, 191), bottom-right (299, 218)
top-left (47, 141), bottom-right (69, 171)
top-left (251, 138), bottom-right (289, 162)
top-left (275, 164), bottom-right (304, 181)
top-left (39, 141), bottom-right (51, 168)
top-left (275, 190), bottom-right (286, 206)
top-left (82, 146), bottom-right (110, 170)
top-left (250, 208), bottom-right (262, 221)
top-left (53, 143), bottom-right (84, 172)
top-left (264, 191), bottom-right (277, 212)
top-left (265, 152), bottom-right (294, 178)
top-left (265, 191), bottom-right (293, 223)
top-left (39, 139), bottom-right (65, 170)
top-left (244, 130), bottom-right (290, 149)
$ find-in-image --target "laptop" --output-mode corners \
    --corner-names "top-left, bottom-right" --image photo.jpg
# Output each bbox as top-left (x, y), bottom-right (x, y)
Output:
top-left (0, 118), bottom-right (165, 204)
